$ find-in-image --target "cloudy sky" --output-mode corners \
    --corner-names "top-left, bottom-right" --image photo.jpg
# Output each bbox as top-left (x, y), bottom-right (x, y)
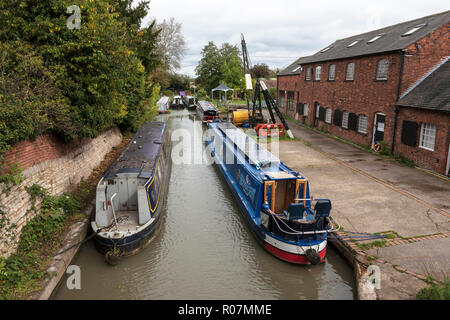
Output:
top-left (141, 0), bottom-right (448, 77)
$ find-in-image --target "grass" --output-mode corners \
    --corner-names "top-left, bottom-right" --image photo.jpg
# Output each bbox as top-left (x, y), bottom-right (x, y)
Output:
top-left (417, 280), bottom-right (450, 300)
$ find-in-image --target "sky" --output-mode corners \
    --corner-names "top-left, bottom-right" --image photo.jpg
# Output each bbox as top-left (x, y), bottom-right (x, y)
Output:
top-left (141, 0), bottom-right (449, 77)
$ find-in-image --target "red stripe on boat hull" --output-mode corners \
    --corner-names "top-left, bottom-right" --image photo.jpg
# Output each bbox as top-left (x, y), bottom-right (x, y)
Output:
top-left (264, 242), bottom-right (326, 265)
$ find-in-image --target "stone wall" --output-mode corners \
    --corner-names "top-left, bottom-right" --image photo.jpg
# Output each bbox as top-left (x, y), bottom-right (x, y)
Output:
top-left (0, 128), bottom-right (123, 258)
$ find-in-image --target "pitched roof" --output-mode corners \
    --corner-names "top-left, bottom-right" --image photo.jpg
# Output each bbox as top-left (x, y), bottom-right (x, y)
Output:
top-left (397, 58), bottom-right (450, 112)
top-left (280, 10), bottom-right (449, 70)
top-left (278, 56), bottom-right (311, 76)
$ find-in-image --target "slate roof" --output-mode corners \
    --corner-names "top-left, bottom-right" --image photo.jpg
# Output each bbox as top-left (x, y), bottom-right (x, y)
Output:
top-left (279, 10), bottom-right (450, 75)
top-left (397, 58), bottom-right (450, 112)
top-left (278, 56), bottom-right (311, 76)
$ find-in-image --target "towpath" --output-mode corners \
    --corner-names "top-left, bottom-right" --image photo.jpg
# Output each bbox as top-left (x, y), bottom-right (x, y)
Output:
top-left (277, 119), bottom-right (450, 300)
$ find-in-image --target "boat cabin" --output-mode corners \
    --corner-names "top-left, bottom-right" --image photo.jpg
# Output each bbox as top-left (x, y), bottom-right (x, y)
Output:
top-left (156, 96), bottom-right (170, 113)
top-left (171, 95), bottom-right (185, 109)
top-left (196, 100), bottom-right (220, 124)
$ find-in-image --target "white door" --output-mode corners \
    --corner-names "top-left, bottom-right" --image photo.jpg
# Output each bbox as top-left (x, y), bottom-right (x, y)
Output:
top-left (446, 144), bottom-right (450, 177)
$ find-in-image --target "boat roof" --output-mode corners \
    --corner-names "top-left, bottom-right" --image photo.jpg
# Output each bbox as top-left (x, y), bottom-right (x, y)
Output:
top-left (157, 96), bottom-right (170, 104)
top-left (104, 122), bottom-right (166, 180)
top-left (198, 100), bottom-right (218, 112)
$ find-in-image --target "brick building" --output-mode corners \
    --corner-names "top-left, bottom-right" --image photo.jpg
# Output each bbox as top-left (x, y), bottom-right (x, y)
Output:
top-left (277, 11), bottom-right (449, 176)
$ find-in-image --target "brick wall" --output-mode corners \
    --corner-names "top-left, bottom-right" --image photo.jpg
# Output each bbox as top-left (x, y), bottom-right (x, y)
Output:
top-left (395, 107), bottom-right (450, 175)
top-left (0, 128), bottom-right (123, 258)
top-left (278, 52), bottom-right (402, 147)
top-left (400, 23), bottom-right (450, 95)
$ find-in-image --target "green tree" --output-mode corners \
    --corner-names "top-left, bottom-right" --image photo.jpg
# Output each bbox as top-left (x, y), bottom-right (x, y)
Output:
top-left (195, 42), bottom-right (222, 93)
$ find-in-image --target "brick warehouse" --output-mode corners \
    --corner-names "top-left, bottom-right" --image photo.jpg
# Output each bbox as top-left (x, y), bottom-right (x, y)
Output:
top-left (277, 10), bottom-right (449, 176)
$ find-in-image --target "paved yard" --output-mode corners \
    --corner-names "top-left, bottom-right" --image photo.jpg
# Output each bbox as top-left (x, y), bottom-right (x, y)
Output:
top-left (275, 120), bottom-right (450, 299)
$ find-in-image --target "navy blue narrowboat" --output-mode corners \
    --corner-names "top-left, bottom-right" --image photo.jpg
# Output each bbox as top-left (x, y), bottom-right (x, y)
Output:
top-left (205, 122), bottom-right (335, 265)
top-left (91, 122), bottom-right (172, 258)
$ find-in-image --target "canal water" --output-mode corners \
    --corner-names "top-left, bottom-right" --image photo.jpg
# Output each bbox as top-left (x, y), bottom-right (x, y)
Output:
top-left (53, 110), bottom-right (355, 300)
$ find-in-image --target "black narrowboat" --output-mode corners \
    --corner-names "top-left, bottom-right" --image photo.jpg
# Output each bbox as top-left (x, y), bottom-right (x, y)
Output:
top-left (91, 122), bottom-right (172, 258)
top-left (196, 100), bottom-right (220, 124)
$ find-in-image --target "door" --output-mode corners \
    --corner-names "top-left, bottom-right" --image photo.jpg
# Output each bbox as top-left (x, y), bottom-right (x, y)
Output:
top-left (373, 113), bottom-right (386, 145)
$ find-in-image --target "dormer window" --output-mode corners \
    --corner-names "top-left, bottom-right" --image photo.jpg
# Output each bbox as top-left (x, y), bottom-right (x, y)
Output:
top-left (347, 39), bottom-right (362, 48)
top-left (402, 24), bottom-right (426, 36)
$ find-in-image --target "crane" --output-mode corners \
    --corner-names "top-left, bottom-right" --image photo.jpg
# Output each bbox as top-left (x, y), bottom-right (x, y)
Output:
top-left (240, 34), bottom-right (294, 139)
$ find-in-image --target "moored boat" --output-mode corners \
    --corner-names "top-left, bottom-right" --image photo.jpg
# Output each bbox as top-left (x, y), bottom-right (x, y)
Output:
top-left (185, 96), bottom-right (197, 110)
top-left (91, 122), bottom-right (172, 259)
top-left (196, 100), bottom-right (220, 124)
top-left (171, 95), bottom-right (185, 109)
top-left (205, 122), bottom-right (335, 265)
top-left (156, 96), bottom-right (170, 114)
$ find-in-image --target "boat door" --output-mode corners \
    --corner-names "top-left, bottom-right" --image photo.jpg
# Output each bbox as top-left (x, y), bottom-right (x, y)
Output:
top-left (372, 113), bottom-right (386, 145)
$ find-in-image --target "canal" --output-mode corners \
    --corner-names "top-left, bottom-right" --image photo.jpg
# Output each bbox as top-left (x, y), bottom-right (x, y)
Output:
top-left (53, 110), bottom-right (355, 300)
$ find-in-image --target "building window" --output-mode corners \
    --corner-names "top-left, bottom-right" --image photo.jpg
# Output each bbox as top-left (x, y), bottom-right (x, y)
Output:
top-left (368, 33), bottom-right (385, 43)
top-left (333, 109), bottom-right (342, 126)
top-left (347, 39), bottom-right (362, 47)
top-left (419, 123), bottom-right (436, 151)
top-left (306, 68), bottom-right (312, 81)
top-left (402, 24), bottom-right (427, 37)
top-left (346, 63), bottom-right (355, 81)
top-left (315, 66), bottom-right (322, 81)
top-left (358, 115), bottom-right (368, 134)
top-left (376, 59), bottom-right (389, 80)
top-left (279, 91), bottom-right (285, 108)
top-left (303, 104), bottom-right (309, 117)
top-left (287, 91), bottom-right (295, 111)
top-left (328, 64), bottom-right (336, 81)
top-left (342, 111), bottom-right (349, 129)
top-left (325, 108), bottom-right (332, 124)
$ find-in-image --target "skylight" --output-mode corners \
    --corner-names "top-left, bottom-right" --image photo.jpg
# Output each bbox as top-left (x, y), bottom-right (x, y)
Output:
top-left (320, 45), bottom-right (332, 53)
top-left (292, 66), bottom-right (302, 73)
top-left (347, 39), bottom-right (362, 48)
top-left (402, 24), bottom-right (426, 36)
top-left (367, 34), bottom-right (385, 43)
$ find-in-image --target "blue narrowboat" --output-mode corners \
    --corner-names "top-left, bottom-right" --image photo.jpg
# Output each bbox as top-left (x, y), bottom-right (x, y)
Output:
top-left (205, 122), bottom-right (335, 265)
top-left (196, 101), bottom-right (220, 125)
top-left (91, 122), bottom-right (172, 258)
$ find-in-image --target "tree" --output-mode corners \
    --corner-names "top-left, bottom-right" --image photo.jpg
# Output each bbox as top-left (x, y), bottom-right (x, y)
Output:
top-left (156, 18), bottom-right (187, 72)
top-left (195, 42), bottom-right (223, 93)
top-left (195, 41), bottom-right (243, 94)
top-left (251, 63), bottom-right (271, 79)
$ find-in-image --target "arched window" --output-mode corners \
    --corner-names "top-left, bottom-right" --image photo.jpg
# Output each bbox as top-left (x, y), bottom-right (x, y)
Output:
top-left (315, 66), bottom-right (322, 81)
top-left (325, 108), bottom-right (332, 124)
top-left (328, 64), bottom-right (336, 81)
top-left (346, 63), bottom-right (355, 81)
top-left (376, 59), bottom-right (389, 80)
top-left (358, 115), bottom-right (368, 134)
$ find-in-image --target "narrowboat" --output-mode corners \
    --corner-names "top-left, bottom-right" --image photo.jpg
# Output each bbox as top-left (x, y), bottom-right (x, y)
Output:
top-left (171, 95), bottom-right (185, 109)
top-left (156, 96), bottom-right (170, 114)
top-left (185, 96), bottom-right (197, 111)
top-left (205, 122), bottom-right (335, 265)
top-left (91, 122), bottom-right (172, 259)
top-left (196, 100), bottom-right (220, 124)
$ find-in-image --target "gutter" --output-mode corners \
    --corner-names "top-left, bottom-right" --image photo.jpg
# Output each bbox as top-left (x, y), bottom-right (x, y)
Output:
top-left (391, 50), bottom-right (405, 154)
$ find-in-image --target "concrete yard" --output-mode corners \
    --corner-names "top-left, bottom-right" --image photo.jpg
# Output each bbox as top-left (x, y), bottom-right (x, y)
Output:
top-left (276, 120), bottom-right (450, 299)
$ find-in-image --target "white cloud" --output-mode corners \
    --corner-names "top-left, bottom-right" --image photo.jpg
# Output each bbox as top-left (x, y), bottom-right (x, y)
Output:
top-left (142, 0), bottom-right (449, 76)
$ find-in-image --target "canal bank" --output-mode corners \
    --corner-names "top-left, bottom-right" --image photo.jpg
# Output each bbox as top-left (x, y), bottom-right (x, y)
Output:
top-left (277, 119), bottom-right (450, 300)
top-left (52, 110), bottom-right (356, 300)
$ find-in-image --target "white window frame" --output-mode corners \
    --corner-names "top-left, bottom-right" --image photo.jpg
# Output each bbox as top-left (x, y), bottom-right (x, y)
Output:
top-left (342, 111), bottom-right (349, 129)
top-left (358, 115), bottom-right (368, 134)
top-left (303, 104), bottom-right (309, 117)
top-left (346, 63), bottom-right (355, 81)
top-left (316, 105), bottom-right (320, 118)
top-left (419, 123), bottom-right (436, 151)
top-left (306, 68), bottom-right (312, 81)
top-left (328, 64), bottom-right (336, 81)
top-left (315, 66), bottom-right (322, 81)
top-left (376, 59), bottom-right (389, 80)
top-left (325, 108), bottom-right (332, 124)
